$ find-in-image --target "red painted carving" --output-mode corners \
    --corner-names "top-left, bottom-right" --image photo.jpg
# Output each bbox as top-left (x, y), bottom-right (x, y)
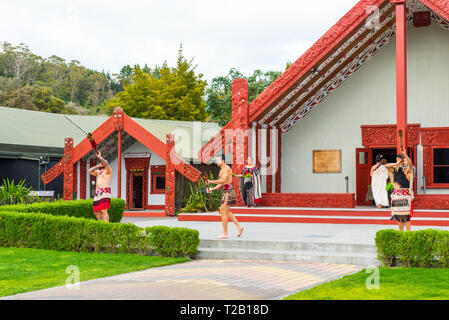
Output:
top-left (261, 193), bottom-right (356, 208)
top-left (113, 106), bottom-right (124, 131)
top-left (165, 134), bottom-right (176, 216)
top-left (230, 79), bottom-right (249, 206)
top-left (361, 124), bottom-right (420, 147)
top-left (413, 11), bottom-right (431, 27)
top-left (63, 138), bottom-right (74, 201)
top-left (420, 0), bottom-right (449, 22)
top-left (421, 127), bottom-right (449, 146)
top-left (41, 159), bottom-right (64, 185)
top-left (79, 159), bottom-right (87, 199)
top-left (414, 194), bottom-right (449, 209)
top-left (248, 0), bottom-right (386, 122)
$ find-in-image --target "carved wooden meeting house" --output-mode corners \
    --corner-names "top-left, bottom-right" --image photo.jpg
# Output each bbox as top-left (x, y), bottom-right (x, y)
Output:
top-left (196, 0), bottom-right (449, 219)
top-left (42, 0), bottom-right (449, 225)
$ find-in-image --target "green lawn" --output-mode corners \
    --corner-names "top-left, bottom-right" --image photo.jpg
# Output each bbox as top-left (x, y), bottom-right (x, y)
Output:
top-left (284, 267), bottom-right (449, 300)
top-left (0, 247), bottom-right (190, 297)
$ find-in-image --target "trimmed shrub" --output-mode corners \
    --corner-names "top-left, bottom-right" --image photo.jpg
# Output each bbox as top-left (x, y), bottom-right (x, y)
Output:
top-left (0, 211), bottom-right (199, 258)
top-left (376, 229), bottom-right (449, 268)
top-left (0, 199), bottom-right (125, 223)
top-left (146, 226), bottom-right (200, 258)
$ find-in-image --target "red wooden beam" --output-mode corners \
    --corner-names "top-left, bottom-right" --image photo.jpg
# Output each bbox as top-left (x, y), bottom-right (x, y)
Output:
top-left (392, 0), bottom-right (408, 153)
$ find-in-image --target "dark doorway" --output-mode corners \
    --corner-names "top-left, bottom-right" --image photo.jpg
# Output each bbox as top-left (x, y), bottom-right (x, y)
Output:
top-left (372, 148), bottom-right (396, 164)
top-left (132, 172), bottom-right (143, 209)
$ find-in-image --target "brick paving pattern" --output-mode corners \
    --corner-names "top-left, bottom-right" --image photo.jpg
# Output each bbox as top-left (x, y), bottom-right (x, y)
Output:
top-left (2, 259), bottom-right (363, 300)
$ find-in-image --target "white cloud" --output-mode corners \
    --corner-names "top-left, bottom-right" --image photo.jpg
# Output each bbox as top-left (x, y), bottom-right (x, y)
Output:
top-left (0, 0), bottom-right (356, 83)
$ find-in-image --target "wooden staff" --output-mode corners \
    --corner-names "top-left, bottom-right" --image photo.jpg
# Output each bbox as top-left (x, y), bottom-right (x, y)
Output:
top-left (201, 173), bottom-right (213, 208)
top-left (398, 129), bottom-right (404, 152)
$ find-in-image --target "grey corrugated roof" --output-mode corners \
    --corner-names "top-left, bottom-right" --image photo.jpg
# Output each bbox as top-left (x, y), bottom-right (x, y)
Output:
top-left (0, 106), bottom-right (221, 159)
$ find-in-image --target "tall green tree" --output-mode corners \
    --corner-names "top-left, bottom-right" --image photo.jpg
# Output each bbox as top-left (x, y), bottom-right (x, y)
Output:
top-left (205, 68), bottom-right (282, 126)
top-left (105, 46), bottom-right (208, 121)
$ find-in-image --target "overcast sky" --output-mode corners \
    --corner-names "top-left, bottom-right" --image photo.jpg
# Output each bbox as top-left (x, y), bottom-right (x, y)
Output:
top-left (1, 0), bottom-right (357, 83)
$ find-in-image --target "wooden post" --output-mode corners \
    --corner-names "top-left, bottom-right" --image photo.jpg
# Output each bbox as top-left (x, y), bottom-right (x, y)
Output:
top-left (266, 126), bottom-right (272, 193)
top-left (392, 0), bottom-right (408, 153)
top-left (117, 130), bottom-right (122, 198)
top-left (79, 159), bottom-right (87, 199)
top-left (275, 127), bottom-right (282, 193)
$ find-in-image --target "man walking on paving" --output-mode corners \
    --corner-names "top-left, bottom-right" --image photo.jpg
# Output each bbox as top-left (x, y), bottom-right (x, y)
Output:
top-left (206, 154), bottom-right (244, 239)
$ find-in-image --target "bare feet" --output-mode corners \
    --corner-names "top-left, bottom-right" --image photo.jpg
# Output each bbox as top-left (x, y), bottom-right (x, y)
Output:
top-left (216, 235), bottom-right (228, 239)
top-left (237, 226), bottom-right (244, 237)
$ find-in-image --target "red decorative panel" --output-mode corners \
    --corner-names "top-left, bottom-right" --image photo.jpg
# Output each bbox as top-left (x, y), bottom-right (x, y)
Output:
top-left (421, 127), bottom-right (449, 146)
top-left (261, 193), bottom-right (356, 208)
top-left (419, 0), bottom-right (449, 23)
top-left (63, 138), bottom-right (74, 201)
top-left (414, 194), bottom-right (449, 209)
top-left (413, 11), bottom-right (431, 27)
top-left (41, 159), bottom-right (64, 185)
top-left (79, 159), bottom-right (87, 199)
top-left (361, 124), bottom-right (420, 147)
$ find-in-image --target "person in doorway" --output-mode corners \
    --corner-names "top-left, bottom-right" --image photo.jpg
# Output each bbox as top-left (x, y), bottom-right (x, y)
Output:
top-left (206, 154), bottom-right (244, 239)
top-left (88, 150), bottom-right (113, 222)
top-left (384, 149), bottom-right (414, 231)
top-left (370, 154), bottom-right (389, 208)
top-left (233, 156), bottom-right (262, 207)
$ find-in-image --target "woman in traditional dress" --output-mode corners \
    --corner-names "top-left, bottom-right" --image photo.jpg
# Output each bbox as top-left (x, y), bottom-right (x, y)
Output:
top-left (234, 157), bottom-right (262, 207)
top-left (370, 154), bottom-right (389, 208)
top-left (385, 149), bottom-right (414, 231)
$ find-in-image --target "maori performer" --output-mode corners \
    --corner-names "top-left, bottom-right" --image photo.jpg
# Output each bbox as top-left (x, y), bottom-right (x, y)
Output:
top-left (385, 149), bottom-right (414, 231)
top-left (206, 154), bottom-right (244, 239)
top-left (234, 156), bottom-right (262, 207)
top-left (370, 154), bottom-right (389, 208)
top-left (87, 133), bottom-right (112, 222)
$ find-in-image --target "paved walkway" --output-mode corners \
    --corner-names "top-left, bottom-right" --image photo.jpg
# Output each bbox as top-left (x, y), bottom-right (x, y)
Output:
top-left (2, 259), bottom-right (362, 300)
top-left (121, 217), bottom-right (449, 244)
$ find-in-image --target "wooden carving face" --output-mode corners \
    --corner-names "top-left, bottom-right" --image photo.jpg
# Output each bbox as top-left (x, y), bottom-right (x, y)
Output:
top-left (113, 106), bottom-right (124, 131)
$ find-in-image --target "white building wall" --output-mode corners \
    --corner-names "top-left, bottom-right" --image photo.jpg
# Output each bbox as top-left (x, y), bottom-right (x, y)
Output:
top-left (106, 141), bottom-right (166, 205)
top-left (282, 23), bottom-right (449, 195)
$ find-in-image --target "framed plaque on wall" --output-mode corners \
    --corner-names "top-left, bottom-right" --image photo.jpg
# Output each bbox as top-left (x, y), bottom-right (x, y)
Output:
top-left (313, 149), bottom-right (342, 173)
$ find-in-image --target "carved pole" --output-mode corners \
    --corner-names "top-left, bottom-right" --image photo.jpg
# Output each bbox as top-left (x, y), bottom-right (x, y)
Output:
top-left (231, 79), bottom-right (249, 206)
top-left (63, 138), bottom-right (74, 201)
top-left (165, 134), bottom-right (176, 216)
top-left (391, 0), bottom-right (408, 153)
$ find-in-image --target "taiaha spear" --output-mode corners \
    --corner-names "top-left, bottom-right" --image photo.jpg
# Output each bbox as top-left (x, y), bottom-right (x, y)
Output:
top-left (64, 115), bottom-right (98, 152)
top-left (398, 129), bottom-right (404, 152)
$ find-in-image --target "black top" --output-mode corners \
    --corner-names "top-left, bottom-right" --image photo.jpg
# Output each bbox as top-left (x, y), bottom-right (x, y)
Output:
top-left (393, 166), bottom-right (410, 189)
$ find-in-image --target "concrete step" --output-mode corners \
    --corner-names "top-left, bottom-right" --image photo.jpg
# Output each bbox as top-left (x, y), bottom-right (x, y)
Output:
top-left (196, 239), bottom-right (379, 266)
top-left (179, 212), bottom-right (449, 226)
top-left (199, 239), bottom-right (377, 254)
top-left (196, 247), bottom-right (379, 266)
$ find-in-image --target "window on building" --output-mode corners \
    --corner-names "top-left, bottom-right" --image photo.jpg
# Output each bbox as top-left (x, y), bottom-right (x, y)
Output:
top-left (151, 165), bottom-right (166, 194)
top-left (433, 148), bottom-right (449, 184)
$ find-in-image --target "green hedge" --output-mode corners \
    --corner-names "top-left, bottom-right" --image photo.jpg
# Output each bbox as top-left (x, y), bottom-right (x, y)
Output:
top-left (0, 199), bottom-right (125, 223)
top-left (0, 211), bottom-right (199, 258)
top-left (375, 229), bottom-right (449, 267)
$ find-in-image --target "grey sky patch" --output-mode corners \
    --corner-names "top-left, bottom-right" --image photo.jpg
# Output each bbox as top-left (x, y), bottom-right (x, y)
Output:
top-left (0, 0), bottom-right (356, 83)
